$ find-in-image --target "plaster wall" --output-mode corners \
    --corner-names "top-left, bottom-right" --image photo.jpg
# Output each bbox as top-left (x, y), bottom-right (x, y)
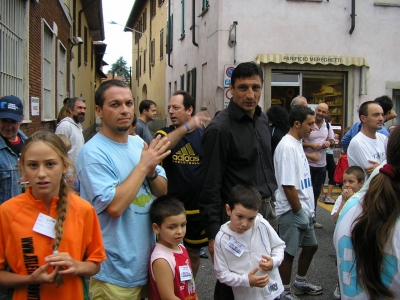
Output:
top-left (131, 1), bottom-right (167, 131)
top-left (166, 0), bottom-right (400, 124)
top-left (70, 0), bottom-right (97, 133)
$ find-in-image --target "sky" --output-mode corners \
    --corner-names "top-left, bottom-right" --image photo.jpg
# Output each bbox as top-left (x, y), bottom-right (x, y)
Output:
top-left (101, 0), bottom-right (136, 73)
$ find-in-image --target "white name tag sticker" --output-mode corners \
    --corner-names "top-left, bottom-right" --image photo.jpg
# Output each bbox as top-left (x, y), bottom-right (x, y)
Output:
top-left (179, 265), bottom-right (193, 282)
top-left (33, 213), bottom-right (56, 239)
top-left (225, 237), bottom-right (246, 257)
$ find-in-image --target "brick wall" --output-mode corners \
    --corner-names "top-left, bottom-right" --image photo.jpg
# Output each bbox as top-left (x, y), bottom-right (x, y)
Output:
top-left (21, 0), bottom-right (71, 136)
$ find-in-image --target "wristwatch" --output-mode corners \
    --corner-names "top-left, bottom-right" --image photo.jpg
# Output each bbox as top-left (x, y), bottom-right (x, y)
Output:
top-left (147, 172), bottom-right (158, 181)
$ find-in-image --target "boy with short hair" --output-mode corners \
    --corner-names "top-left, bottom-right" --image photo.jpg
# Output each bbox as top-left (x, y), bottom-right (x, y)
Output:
top-left (149, 195), bottom-right (198, 300)
top-left (214, 185), bottom-right (285, 300)
top-left (331, 166), bottom-right (364, 300)
top-left (331, 166), bottom-right (365, 223)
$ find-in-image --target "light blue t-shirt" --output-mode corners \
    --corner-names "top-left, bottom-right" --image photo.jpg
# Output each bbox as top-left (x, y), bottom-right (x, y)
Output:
top-left (76, 133), bottom-right (166, 288)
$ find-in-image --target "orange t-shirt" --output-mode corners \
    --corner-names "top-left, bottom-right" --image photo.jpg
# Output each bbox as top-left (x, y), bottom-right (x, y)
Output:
top-left (0, 189), bottom-right (106, 300)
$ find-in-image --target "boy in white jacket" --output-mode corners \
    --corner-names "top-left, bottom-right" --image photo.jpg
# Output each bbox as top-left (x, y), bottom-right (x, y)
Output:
top-left (214, 185), bottom-right (285, 300)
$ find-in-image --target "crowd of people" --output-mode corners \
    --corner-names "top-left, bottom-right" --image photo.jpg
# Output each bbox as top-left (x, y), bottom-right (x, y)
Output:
top-left (0, 61), bottom-right (399, 300)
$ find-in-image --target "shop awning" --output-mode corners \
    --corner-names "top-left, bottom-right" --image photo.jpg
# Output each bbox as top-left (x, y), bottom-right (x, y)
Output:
top-left (256, 54), bottom-right (369, 67)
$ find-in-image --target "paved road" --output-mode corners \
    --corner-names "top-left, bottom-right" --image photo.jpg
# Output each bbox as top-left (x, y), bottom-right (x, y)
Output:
top-left (195, 201), bottom-right (339, 300)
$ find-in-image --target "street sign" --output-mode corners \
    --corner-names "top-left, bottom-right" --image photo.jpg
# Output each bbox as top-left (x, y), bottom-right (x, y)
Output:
top-left (224, 65), bottom-right (236, 87)
top-left (224, 88), bottom-right (232, 108)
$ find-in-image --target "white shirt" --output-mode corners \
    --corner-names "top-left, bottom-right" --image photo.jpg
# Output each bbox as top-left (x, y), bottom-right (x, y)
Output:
top-left (274, 134), bottom-right (314, 217)
top-left (347, 132), bottom-right (387, 179)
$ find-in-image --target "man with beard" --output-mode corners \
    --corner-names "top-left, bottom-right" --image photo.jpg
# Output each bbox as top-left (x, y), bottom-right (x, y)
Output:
top-left (55, 97), bottom-right (86, 164)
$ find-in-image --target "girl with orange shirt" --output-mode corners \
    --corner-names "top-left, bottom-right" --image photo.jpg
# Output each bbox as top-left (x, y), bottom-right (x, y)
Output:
top-left (0, 131), bottom-right (106, 300)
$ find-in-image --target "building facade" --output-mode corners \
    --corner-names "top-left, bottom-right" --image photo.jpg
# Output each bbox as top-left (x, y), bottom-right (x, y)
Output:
top-left (0, 0), bottom-right (105, 138)
top-left (127, 0), bottom-right (167, 131)
top-left (166, 0), bottom-right (400, 134)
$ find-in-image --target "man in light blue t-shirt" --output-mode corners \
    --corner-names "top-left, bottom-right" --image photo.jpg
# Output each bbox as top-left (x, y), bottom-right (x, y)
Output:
top-left (76, 80), bottom-right (171, 300)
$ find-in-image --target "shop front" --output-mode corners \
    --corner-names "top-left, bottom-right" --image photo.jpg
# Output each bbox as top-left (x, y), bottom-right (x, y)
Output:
top-left (257, 54), bottom-right (368, 138)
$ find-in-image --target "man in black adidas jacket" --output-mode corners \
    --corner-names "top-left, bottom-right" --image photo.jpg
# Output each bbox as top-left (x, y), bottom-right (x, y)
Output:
top-left (155, 90), bottom-right (210, 277)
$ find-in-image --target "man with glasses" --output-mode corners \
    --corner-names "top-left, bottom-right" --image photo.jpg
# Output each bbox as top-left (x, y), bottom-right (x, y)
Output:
top-left (302, 103), bottom-right (334, 228)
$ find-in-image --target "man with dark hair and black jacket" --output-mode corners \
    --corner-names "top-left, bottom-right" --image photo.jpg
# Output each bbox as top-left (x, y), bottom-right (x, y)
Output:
top-left (199, 62), bottom-right (277, 300)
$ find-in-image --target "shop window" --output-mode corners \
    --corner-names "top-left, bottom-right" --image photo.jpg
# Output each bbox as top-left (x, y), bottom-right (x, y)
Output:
top-left (271, 71), bottom-right (345, 135)
top-left (303, 72), bottom-right (345, 134)
top-left (271, 73), bottom-right (300, 110)
top-left (393, 90), bottom-right (400, 123)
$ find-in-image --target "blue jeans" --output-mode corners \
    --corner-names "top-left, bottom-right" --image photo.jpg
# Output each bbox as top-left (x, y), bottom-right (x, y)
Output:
top-left (309, 165), bottom-right (326, 221)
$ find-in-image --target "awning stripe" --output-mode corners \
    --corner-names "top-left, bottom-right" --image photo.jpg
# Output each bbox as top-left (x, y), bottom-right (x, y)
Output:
top-left (256, 54), bottom-right (368, 67)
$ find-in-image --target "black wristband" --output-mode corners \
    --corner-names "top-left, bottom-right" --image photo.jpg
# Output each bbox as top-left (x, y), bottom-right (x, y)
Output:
top-left (147, 172), bottom-right (158, 181)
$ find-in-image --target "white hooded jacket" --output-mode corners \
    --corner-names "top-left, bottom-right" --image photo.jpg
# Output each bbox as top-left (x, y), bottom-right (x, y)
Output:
top-left (214, 214), bottom-right (285, 300)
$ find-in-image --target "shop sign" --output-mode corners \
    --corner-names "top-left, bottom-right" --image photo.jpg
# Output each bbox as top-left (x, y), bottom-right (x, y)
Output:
top-left (256, 54), bottom-right (368, 67)
top-left (31, 97), bottom-right (39, 116)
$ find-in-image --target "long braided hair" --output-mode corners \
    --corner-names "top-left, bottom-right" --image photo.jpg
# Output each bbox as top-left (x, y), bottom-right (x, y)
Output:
top-left (351, 125), bottom-right (400, 299)
top-left (20, 131), bottom-right (74, 286)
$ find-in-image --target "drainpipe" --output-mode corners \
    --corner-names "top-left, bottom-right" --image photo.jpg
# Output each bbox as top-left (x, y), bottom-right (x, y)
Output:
top-left (78, 0), bottom-right (98, 67)
top-left (349, 0), bottom-right (355, 34)
top-left (192, 0), bottom-right (198, 47)
top-left (149, 6), bottom-right (152, 79)
top-left (168, 0), bottom-right (173, 67)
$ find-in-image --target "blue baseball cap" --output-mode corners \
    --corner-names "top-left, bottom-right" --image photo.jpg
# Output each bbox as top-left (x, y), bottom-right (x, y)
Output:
top-left (0, 96), bottom-right (24, 121)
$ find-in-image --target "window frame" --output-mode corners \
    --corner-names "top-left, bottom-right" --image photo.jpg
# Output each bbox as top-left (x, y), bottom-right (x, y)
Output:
top-left (41, 20), bottom-right (56, 121)
top-left (84, 26), bottom-right (88, 65)
top-left (57, 41), bottom-right (67, 112)
top-left (150, 39), bottom-right (155, 65)
top-left (160, 29), bottom-right (164, 60)
top-left (181, 0), bottom-right (185, 37)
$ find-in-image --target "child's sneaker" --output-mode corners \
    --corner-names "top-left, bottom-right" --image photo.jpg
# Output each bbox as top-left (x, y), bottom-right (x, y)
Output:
top-left (333, 284), bottom-right (341, 299)
top-left (279, 292), bottom-right (300, 300)
top-left (292, 280), bottom-right (323, 295)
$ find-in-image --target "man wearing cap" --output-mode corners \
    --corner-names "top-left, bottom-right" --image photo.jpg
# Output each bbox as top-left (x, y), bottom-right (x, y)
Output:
top-left (0, 95), bottom-right (27, 205)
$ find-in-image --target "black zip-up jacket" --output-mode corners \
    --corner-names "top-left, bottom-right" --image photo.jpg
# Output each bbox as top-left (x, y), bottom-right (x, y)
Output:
top-left (199, 101), bottom-right (277, 239)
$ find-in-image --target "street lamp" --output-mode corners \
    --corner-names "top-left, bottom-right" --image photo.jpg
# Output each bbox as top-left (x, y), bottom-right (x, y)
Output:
top-left (108, 20), bottom-right (147, 48)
